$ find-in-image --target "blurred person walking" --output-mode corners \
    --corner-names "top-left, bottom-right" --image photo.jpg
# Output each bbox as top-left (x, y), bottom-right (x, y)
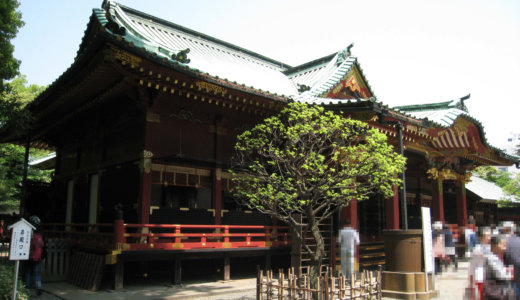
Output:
top-left (25, 215), bottom-right (45, 296)
top-left (502, 221), bottom-right (520, 300)
top-left (482, 234), bottom-right (514, 300)
top-left (444, 223), bottom-right (458, 271)
top-left (338, 220), bottom-right (359, 279)
top-left (433, 221), bottom-right (445, 274)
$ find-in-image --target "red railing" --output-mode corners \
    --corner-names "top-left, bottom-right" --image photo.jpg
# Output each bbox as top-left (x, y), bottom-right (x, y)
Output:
top-left (40, 221), bottom-right (291, 252)
top-left (116, 221), bottom-right (291, 251)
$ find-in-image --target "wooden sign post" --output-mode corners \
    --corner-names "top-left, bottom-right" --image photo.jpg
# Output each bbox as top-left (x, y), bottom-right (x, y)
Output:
top-left (8, 218), bottom-right (35, 300)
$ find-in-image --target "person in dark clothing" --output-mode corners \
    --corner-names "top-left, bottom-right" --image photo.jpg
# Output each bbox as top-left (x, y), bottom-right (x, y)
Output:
top-left (502, 221), bottom-right (520, 300)
top-left (432, 221), bottom-right (445, 274)
top-left (25, 215), bottom-right (45, 296)
top-left (443, 224), bottom-right (458, 272)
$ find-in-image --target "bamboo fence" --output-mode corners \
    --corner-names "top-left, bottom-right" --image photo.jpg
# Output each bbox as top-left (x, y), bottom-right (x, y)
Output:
top-left (257, 266), bottom-right (382, 300)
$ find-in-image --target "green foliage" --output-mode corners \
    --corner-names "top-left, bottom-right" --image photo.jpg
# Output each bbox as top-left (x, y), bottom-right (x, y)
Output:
top-left (0, 75), bottom-right (44, 136)
top-left (4, 75), bottom-right (46, 107)
top-left (0, 0), bottom-right (23, 92)
top-left (0, 144), bottom-right (52, 211)
top-left (474, 166), bottom-right (511, 188)
top-left (0, 0), bottom-right (31, 136)
top-left (231, 102), bottom-right (405, 281)
top-left (232, 102), bottom-right (405, 218)
top-left (0, 264), bottom-right (29, 300)
top-left (0, 76), bottom-right (49, 212)
top-left (474, 166), bottom-right (520, 207)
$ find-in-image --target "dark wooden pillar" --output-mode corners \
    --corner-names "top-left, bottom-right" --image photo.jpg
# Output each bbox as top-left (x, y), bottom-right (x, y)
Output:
top-left (265, 252), bottom-right (272, 272)
top-left (456, 180), bottom-right (468, 227)
top-left (140, 151), bottom-right (153, 224)
top-left (114, 258), bottom-right (124, 290)
top-left (223, 255), bottom-right (230, 281)
top-left (212, 115), bottom-right (224, 225)
top-left (386, 186), bottom-right (400, 229)
top-left (213, 168), bottom-right (222, 225)
top-left (431, 178), bottom-right (444, 222)
top-left (173, 255), bottom-right (182, 285)
top-left (140, 89), bottom-right (157, 224)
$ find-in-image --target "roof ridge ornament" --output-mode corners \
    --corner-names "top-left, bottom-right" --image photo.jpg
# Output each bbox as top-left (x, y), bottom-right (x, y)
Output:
top-left (455, 94), bottom-right (470, 112)
top-left (172, 48), bottom-right (191, 64)
top-left (297, 84), bottom-right (310, 93)
top-left (104, 5), bottom-right (126, 36)
top-left (336, 43), bottom-right (354, 66)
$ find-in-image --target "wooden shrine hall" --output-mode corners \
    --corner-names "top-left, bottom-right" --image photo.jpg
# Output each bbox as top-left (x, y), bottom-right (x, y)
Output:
top-left (1, 0), bottom-right (517, 290)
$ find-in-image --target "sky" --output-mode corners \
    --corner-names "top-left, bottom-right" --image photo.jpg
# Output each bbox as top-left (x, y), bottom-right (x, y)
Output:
top-left (12, 0), bottom-right (520, 149)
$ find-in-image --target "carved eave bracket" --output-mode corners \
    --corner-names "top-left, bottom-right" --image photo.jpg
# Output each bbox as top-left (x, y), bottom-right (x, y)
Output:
top-left (427, 167), bottom-right (472, 183)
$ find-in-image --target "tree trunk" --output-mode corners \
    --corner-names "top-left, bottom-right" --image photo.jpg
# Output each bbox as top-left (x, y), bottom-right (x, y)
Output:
top-left (306, 206), bottom-right (325, 296)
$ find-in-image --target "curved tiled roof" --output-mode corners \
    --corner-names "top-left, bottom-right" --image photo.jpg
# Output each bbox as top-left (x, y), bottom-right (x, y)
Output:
top-left (394, 97), bottom-right (469, 127)
top-left (401, 107), bottom-right (466, 127)
top-left (395, 96), bottom-right (520, 165)
top-left (101, 1), bottom-right (298, 97)
top-left (287, 45), bottom-right (376, 102)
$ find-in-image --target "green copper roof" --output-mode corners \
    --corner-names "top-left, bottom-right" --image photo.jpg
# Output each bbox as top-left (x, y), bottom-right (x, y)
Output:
top-left (84, 1), bottom-right (375, 105)
top-left (394, 95), bottom-right (470, 127)
top-left (98, 1), bottom-right (298, 97)
top-left (287, 44), bottom-right (376, 103)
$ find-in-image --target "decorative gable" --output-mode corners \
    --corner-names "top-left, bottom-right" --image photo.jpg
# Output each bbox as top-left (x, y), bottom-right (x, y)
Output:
top-left (324, 65), bottom-right (372, 99)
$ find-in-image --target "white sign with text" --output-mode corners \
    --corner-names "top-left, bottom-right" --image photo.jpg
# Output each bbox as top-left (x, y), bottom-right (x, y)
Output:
top-left (8, 218), bottom-right (35, 260)
top-left (421, 207), bottom-right (433, 273)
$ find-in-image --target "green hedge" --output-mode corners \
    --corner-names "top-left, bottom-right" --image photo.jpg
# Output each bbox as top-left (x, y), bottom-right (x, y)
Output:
top-left (0, 264), bottom-right (29, 300)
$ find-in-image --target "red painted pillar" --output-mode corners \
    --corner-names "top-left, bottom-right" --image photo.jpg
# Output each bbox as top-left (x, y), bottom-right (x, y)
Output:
top-left (431, 178), bottom-right (444, 222)
top-left (456, 180), bottom-right (468, 227)
top-left (340, 199), bottom-right (358, 230)
top-left (386, 186), bottom-right (400, 229)
top-left (213, 168), bottom-right (222, 225)
top-left (114, 219), bottom-right (125, 246)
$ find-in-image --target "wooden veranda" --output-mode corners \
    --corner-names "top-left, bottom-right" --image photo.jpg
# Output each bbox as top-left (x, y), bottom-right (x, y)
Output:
top-left (39, 221), bottom-right (291, 290)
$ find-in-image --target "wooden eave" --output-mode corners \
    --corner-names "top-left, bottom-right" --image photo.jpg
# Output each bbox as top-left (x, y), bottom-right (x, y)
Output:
top-left (28, 49), bottom-right (128, 144)
top-left (19, 25), bottom-right (289, 145)
top-left (105, 43), bottom-right (286, 116)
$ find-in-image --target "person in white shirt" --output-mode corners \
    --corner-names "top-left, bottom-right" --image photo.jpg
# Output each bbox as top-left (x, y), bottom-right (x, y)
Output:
top-left (470, 227), bottom-right (491, 300)
top-left (337, 220), bottom-right (359, 279)
top-left (482, 234), bottom-right (514, 299)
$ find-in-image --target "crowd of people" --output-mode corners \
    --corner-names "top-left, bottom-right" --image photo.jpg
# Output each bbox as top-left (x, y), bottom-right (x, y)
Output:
top-left (433, 219), bottom-right (520, 300)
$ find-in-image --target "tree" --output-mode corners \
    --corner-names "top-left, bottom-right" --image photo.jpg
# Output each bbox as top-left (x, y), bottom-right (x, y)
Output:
top-left (0, 143), bottom-right (52, 212)
top-left (474, 166), bottom-right (512, 188)
top-left (0, 0), bottom-right (23, 91)
top-left (231, 102), bottom-right (405, 285)
top-left (473, 166), bottom-right (520, 207)
top-left (0, 0), bottom-right (29, 135)
top-left (0, 76), bottom-right (49, 212)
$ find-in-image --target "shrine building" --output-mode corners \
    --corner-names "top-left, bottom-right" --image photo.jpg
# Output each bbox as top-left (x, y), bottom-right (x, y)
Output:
top-left (1, 0), bottom-right (517, 289)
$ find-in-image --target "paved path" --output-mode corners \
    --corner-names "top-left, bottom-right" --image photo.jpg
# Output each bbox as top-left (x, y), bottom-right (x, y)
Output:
top-left (35, 261), bottom-right (471, 299)
top-left (432, 260), bottom-right (470, 300)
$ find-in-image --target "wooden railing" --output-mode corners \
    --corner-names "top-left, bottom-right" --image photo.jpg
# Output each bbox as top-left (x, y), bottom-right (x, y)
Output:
top-left (116, 221), bottom-right (291, 251)
top-left (40, 222), bottom-right (291, 252)
top-left (42, 223), bottom-right (115, 250)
